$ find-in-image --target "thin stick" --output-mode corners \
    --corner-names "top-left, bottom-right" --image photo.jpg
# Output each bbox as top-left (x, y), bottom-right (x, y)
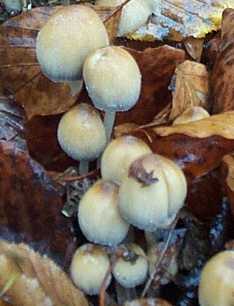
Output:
top-left (55, 168), bottom-right (99, 183)
top-left (104, 111), bottom-right (116, 141)
top-left (141, 217), bottom-right (179, 297)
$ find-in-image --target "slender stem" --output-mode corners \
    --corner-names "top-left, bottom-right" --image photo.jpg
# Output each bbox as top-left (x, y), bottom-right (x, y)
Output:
top-left (67, 80), bottom-right (83, 97)
top-left (104, 111), bottom-right (116, 141)
top-left (79, 160), bottom-right (89, 175)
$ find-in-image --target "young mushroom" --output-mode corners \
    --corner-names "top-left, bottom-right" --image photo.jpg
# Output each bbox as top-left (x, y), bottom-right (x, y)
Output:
top-left (124, 298), bottom-right (172, 306)
top-left (83, 46), bottom-right (141, 140)
top-left (112, 243), bottom-right (148, 288)
top-left (101, 135), bottom-right (152, 185)
top-left (70, 244), bottom-right (111, 295)
top-left (96, 0), bottom-right (152, 37)
top-left (36, 5), bottom-right (109, 96)
top-left (173, 106), bottom-right (210, 125)
top-left (57, 103), bottom-right (107, 174)
top-left (78, 179), bottom-right (129, 246)
top-left (198, 250), bottom-right (234, 306)
top-left (118, 153), bottom-right (187, 231)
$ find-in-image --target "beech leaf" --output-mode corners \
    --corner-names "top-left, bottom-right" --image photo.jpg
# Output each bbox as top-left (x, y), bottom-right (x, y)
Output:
top-left (129, 0), bottom-right (234, 41)
top-left (169, 60), bottom-right (209, 121)
top-left (211, 8), bottom-right (234, 113)
top-left (222, 154), bottom-right (234, 216)
top-left (0, 240), bottom-right (88, 306)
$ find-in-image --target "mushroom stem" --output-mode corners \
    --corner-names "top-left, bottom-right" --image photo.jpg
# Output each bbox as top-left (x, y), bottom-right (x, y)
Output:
top-left (104, 111), bottom-right (116, 141)
top-left (67, 80), bottom-right (83, 97)
top-left (79, 160), bottom-right (89, 175)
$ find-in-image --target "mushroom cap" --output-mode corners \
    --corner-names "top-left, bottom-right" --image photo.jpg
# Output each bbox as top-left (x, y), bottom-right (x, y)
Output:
top-left (173, 106), bottom-right (210, 125)
top-left (57, 103), bottom-right (107, 161)
top-left (113, 243), bottom-right (148, 288)
top-left (83, 46), bottom-right (141, 112)
top-left (70, 244), bottom-right (111, 295)
top-left (155, 154), bottom-right (187, 217)
top-left (96, 0), bottom-right (152, 37)
top-left (101, 136), bottom-right (152, 185)
top-left (36, 5), bottom-right (109, 82)
top-left (118, 154), bottom-right (187, 231)
top-left (198, 250), bottom-right (234, 306)
top-left (78, 179), bottom-right (129, 246)
top-left (124, 298), bottom-right (172, 306)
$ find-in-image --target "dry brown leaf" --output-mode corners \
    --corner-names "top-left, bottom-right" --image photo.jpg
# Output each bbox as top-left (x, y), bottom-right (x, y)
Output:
top-left (222, 154), bottom-right (234, 216)
top-left (0, 240), bottom-right (88, 306)
top-left (130, 0), bottom-right (234, 41)
top-left (211, 8), bottom-right (234, 113)
top-left (0, 5), bottom-right (119, 119)
top-left (169, 60), bottom-right (209, 121)
top-left (156, 111), bottom-right (234, 139)
top-left (184, 37), bottom-right (204, 62)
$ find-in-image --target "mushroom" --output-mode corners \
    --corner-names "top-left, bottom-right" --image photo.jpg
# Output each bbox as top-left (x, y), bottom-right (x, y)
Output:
top-left (124, 298), bottom-right (172, 306)
top-left (96, 0), bottom-right (152, 37)
top-left (112, 243), bottom-right (148, 288)
top-left (36, 5), bottom-right (109, 96)
top-left (3, 0), bottom-right (22, 13)
top-left (78, 179), bottom-right (129, 246)
top-left (57, 103), bottom-right (107, 174)
top-left (173, 106), bottom-right (210, 125)
top-left (118, 153), bottom-right (187, 231)
top-left (198, 250), bottom-right (234, 306)
top-left (70, 244), bottom-right (111, 295)
top-left (101, 135), bottom-right (152, 185)
top-left (83, 46), bottom-right (141, 140)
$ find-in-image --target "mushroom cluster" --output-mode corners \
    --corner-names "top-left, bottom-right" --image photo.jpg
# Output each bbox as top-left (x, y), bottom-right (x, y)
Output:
top-left (69, 135), bottom-right (187, 295)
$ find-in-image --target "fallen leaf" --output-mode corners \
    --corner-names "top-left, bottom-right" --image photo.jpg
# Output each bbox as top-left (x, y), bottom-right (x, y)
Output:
top-left (169, 60), bottom-right (209, 121)
top-left (117, 46), bottom-right (185, 125)
top-left (221, 154), bottom-right (234, 216)
top-left (130, 112), bottom-right (234, 178)
top-left (184, 37), bottom-right (204, 62)
top-left (156, 111), bottom-right (234, 139)
top-left (0, 98), bottom-right (77, 264)
top-left (129, 0), bottom-right (234, 41)
top-left (211, 8), bottom-right (234, 113)
top-left (0, 240), bottom-right (88, 306)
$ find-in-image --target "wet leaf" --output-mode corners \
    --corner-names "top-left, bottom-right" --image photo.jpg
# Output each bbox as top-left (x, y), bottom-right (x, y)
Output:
top-left (117, 45), bottom-right (185, 125)
top-left (169, 60), bottom-right (209, 121)
top-left (130, 112), bottom-right (234, 178)
top-left (0, 240), bottom-right (88, 306)
top-left (0, 98), bottom-right (77, 264)
top-left (222, 154), bottom-right (234, 216)
top-left (211, 8), bottom-right (234, 113)
top-left (184, 37), bottom-right (204, 62)
top-left (129, 0), bottom-right (234, 41)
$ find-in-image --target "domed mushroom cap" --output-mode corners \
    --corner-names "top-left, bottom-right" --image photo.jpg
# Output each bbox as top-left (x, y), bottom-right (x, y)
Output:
top-left (96, 0), bottom-right (152, 37)
top-left (101, 135), bottom-right (152, 185)
top-left (57, 103), bottom-right (107, 161)
top-left (83, 46), bottom-right (141, 112)
top-left (112, 243), bottom-right (148, 288)
top-left (36, 5), bottom-right (109, 82)
top-left (173, 106), bottom-right (210, 125)
top-left (78, 179), bottom-right (129, 246)
top-left (70, 244), bottom-right (111, 295)
top-left (118, 154), bottom-right (187, 231)
top-left (199, 250), bottom-right (234, 306)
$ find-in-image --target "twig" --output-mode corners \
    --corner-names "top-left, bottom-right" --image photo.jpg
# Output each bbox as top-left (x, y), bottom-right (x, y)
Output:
top-left (55, 168), bottom-right (99, 183)
top-left (141, 216), bottom-right (179, 297)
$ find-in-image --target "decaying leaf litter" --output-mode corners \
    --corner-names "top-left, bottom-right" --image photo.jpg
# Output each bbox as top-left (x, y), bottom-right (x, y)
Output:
top-left (0, 0), bottom-right (234, 305)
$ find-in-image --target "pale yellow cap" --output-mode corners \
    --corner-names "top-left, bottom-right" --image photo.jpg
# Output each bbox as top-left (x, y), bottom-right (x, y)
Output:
top-left (83, 46), bottom-right (141, 112)
top-left (36, 5), bottom-right (109, 82)
top-left (57, 103), bottom-right (107, 161)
